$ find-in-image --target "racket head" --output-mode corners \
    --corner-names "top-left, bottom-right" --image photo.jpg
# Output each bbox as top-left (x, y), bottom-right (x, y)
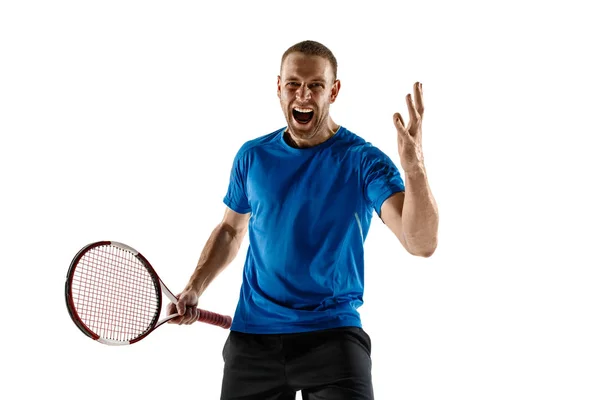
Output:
top-left (65, 241), bottom-right (163, 345)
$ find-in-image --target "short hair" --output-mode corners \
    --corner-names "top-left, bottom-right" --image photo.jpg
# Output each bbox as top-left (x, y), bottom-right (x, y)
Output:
top-left (280, 40), bottom-right (338, 81)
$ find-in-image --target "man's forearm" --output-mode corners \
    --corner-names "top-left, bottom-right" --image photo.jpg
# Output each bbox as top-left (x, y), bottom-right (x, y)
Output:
top-left (402, 165), bottom-right (439, 257)
top-left (184, 222), bottom-right (245, 296)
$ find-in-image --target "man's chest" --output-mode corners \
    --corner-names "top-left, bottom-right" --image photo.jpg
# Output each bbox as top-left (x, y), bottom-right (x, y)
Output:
top-left (245, 153), bottom-right (363, 213)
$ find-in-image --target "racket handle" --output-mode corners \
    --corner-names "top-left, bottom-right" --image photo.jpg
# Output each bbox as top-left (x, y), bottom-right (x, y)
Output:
top-left (196, 308), bottom-right (232, 329)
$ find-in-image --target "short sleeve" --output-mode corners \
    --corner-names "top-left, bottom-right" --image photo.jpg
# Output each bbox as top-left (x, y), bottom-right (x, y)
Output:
top-left (223, 147), bottom-right (252, 214)
top-left (362, 145), bottom-right (405, 216)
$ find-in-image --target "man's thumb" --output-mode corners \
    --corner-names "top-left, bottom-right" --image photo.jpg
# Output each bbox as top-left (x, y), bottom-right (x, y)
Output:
top-left (176, 299), bottom-right (186, 316)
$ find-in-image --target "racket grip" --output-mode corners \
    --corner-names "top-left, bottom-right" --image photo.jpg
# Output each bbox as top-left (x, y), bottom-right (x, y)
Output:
top-left (196, 308), bottom-right (232, 329)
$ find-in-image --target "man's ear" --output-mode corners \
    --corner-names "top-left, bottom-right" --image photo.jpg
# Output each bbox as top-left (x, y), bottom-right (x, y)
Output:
top-left (277, 75), bottom-right (281, 100)
top-left (330, 79), bottom-right (341, 103)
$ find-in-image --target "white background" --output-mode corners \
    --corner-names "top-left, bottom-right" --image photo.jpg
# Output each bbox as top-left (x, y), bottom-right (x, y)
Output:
top-left (1, 1), bottom-right (599, 399)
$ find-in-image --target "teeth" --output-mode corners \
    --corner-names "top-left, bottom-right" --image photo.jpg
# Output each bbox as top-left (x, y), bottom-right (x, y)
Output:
top-left (294, 108), bottom-right (313, 113)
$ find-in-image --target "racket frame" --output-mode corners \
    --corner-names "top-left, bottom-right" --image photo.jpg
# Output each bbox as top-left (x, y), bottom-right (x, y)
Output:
top-left (65, 241), bottom-right (177, 345)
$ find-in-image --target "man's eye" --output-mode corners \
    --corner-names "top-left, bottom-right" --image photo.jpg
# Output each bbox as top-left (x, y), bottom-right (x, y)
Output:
top-left (287, 82), bottom-right (300, 87)
top-left (309, 83), bottom-right (324, 89)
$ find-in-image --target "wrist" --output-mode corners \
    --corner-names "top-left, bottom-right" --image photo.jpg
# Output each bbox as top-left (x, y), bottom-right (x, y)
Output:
top-left (184, 280), bottom-right (202, 298)
top-left (403, 163), bottom-right (427, 177)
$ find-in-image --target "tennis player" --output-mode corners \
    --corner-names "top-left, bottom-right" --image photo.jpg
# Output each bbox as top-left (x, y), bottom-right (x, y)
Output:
top-left (168, 40), bottom-right (439, 399)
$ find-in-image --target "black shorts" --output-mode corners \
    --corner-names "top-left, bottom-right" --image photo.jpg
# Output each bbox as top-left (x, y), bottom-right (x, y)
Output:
top-left (220, 326), bottom-right (374, 400)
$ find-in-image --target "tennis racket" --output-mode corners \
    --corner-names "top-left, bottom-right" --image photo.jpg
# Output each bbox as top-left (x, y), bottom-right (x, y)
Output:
top-left (65, 241), bottom-right (232, 345)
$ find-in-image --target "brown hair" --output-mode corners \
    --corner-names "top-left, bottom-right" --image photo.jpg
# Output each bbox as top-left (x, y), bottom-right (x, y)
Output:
top-left (281, 40), bottom-right (338, 81)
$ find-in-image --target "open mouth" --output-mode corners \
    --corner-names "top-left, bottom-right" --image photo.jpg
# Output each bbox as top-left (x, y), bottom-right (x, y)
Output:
top-left (292, 107), bottom-right (314, 124)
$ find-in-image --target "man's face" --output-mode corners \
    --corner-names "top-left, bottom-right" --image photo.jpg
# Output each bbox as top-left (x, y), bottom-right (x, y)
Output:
top-left (278, 52), bottom-right (340, 142)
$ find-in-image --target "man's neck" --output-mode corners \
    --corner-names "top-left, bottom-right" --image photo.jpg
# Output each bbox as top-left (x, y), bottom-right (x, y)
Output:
top-left (284, 120), bottom-right (340, 149)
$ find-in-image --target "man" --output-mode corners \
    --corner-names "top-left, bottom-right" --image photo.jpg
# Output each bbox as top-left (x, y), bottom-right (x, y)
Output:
top-left (168, 40), bottom-right (439, 399)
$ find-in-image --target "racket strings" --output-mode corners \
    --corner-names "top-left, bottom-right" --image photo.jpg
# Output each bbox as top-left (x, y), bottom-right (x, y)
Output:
top-left (70, 245), bottom-right (160, 342)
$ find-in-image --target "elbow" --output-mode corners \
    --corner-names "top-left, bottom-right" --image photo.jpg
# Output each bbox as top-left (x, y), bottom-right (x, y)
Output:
top-left (417, 247), bottom-right (436, 258)
top-left (408, 247), bottom-right (436, 258)
top-left (406, 238), bottom-right (438, 258)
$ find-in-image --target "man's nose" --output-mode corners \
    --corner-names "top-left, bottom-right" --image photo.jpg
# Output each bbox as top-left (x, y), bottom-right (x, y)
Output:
top-left (296, 84), bottom-right (311, 100)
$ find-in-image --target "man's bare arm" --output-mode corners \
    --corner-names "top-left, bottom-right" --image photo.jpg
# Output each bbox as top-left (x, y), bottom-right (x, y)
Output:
top-left (168, 207), bottom-right (250, 324)
top-left (185, 207), bottom-right (250, 297)
top-left (381, 168), bottom-right (438, 257)
top-left (381, 81), bottom-right (438, 257)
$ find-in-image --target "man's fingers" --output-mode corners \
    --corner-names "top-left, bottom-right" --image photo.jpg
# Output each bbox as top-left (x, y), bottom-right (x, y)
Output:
top-left (394, 112), bottom-right (404, 127)
top-left (190, 308), bottom-right (199, 323)
top-left (169, 291), bottom-right (200, 325)
top-left (406, 94), bottom-right (419, 128)
top-left (166, 303), bottom-right (179, 324)
top-left (184, 306), bottom-right (197, 325)
top-left (176, 300), bottom-right (186, 316)
top-left (394, 112), bottom-right (406, 133)
top-left (413, 82), bottom-right (424, 116)
top-left (396, 83), bottom-right (424, 139)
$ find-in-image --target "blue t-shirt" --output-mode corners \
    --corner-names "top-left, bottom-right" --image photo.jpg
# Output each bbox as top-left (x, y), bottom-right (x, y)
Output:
top-left (223, 126), bottom-right (405, 334)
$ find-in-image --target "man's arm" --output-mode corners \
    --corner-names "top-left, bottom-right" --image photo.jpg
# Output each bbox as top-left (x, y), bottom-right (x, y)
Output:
top-left (380, 166), bottom-right (438, 257)
top-left (381, 81), bottom-right (438, 257)
top-left (184, 207), bottom-right (250, 296)
top-left (168, 206), bottom-right (250, 324)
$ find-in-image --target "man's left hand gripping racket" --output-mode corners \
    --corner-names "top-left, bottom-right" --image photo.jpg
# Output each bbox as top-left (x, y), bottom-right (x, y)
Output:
top-left (65, 241), bottom-right (232, 345)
